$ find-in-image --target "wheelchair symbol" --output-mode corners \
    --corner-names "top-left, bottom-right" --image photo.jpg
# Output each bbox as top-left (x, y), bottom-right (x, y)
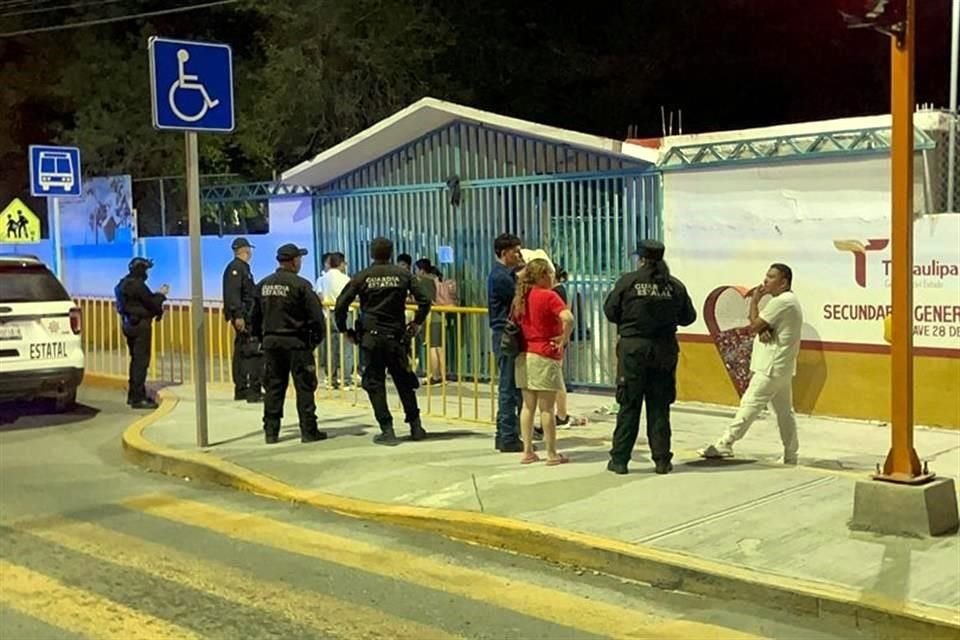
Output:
top-left (167, 49), bottom-right (220, 123)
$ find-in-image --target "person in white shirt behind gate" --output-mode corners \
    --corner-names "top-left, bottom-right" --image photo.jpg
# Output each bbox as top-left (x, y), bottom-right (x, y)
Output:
top-left (317, 252), bottom-right (353, 388)
top-left (699, 263), bottom-right (803, 464)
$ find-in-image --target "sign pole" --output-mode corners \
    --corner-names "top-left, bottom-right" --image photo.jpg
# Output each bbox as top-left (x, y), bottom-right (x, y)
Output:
top-left (149, 37), bottom-right (233, 448)
top-left (882, 0), bottom-right (925, 482)
top-left (948, 0), bottom-right (959, 213)
top-left (51, 197), bottom-right (64, 281)
top-left (186, 131), bottom-right (209, 447)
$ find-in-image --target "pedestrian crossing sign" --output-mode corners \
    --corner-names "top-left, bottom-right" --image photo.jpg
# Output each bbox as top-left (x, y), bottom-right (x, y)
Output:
top-left (1, 198), bottom-right (41, 244)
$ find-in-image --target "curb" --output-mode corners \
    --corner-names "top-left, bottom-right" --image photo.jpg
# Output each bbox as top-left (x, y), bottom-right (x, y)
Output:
top-left (118, 385), bottom-right (960, 639)
top-left (83, 373), bottom-right (130, 390)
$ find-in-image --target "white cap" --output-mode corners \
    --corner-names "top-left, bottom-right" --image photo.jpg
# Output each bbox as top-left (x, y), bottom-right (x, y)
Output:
top-left (520, 248), bottom-right (555, 273)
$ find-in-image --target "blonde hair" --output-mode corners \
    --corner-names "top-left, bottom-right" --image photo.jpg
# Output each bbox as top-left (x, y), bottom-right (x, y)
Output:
top-left (511, 258), bottom-right (554, 319)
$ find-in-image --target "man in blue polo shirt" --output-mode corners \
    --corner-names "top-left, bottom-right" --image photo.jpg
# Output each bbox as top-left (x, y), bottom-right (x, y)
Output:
top-left (488, 233), bottom-right (525, 452)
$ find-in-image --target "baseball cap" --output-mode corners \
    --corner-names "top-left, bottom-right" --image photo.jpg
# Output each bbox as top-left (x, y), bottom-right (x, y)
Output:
top-left (232, 237), bottom-right (254, 250)
top-left (635, 239), bottom-right (665, 261)
top-left (276, 243), bottom-right (309, 261)
top-left (520, 248), bottom-right (555, 273)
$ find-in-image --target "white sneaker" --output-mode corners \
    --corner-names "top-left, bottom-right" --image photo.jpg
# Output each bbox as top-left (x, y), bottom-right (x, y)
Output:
top-left (699, 443), bottom-right (734, 459)
top-left (777, 455), bottom-right (798, 465)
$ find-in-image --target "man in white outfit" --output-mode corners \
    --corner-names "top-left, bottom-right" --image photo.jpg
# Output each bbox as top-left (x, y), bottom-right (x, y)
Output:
top-left (700, 263), bottom-right (803, 464)
top-left (317, 252), bottom-right (353, 388)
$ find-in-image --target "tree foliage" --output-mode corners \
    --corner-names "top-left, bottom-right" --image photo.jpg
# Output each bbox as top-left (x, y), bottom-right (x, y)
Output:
top-left (1, 0), bottom-right (952, 202)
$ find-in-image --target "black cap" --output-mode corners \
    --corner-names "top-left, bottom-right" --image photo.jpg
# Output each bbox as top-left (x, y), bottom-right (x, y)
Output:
top-left (636, 239), bottom-right (665, 261)
top-left (277, 243), bottom-right (308, 261)
top-left (232, 237), bottom-right (254, 250)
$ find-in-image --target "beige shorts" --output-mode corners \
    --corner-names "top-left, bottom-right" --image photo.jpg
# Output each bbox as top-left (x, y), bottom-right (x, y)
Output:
top-left (515, 352), bottom-right (564, 392)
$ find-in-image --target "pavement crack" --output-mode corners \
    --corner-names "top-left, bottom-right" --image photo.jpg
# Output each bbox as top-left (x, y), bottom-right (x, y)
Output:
top-left (471, 473), bottom-right (485, 513)
top-left (632, 476), bottom-right (837, 545)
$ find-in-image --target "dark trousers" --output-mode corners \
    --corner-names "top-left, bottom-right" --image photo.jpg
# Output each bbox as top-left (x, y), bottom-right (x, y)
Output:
top-left (123, 322), bottom-right (152, 403)
top-left (492, 331), bottom-right (521, 445)
top-left (231, 326), bottom-right (263, 398)
top-left (262, 347), bottom-right (318, 436)
top-left (360, 332), bottom-right (420, 431)
top-left (610, 339), bottom-right (678, 465)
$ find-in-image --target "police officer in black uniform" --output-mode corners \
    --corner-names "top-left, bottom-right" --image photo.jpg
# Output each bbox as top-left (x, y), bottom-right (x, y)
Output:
top-left (335, 237), bottom-right (431, 446)
top-left (251, 243), bottom-right (327, 445)
top-left (222, 237), bottom-right (263, 402)
top-left (114, 258), bottom-right (169, 410)
top-left (603, 240), bottom-right (696, 474)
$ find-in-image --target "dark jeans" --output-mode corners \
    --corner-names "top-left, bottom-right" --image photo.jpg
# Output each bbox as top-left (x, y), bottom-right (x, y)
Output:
top-left (232, 326), bottom-right (263, 398)
top-left (492, 330), bottom-right (521, 445)
top-left (262, 347), bottom-right (318, 436)
top-left (123, 321), bottom-right (152, 403)
top-left (610, 338), bottom-right (678, 465)
top-left (360, 332), bottom-right (420, 430)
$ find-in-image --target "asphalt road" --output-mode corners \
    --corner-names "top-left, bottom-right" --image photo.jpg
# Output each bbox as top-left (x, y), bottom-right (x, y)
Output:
top-left (0, 386), bottom-right (869, 640)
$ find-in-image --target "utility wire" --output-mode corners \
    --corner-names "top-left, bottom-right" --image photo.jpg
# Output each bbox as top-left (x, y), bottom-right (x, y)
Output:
top-left (0, 0), bottom-right (240, 37)
top-left (0, 0), bottom-right (133, 19)
top-left (0, 0), bottom-right (56, 9)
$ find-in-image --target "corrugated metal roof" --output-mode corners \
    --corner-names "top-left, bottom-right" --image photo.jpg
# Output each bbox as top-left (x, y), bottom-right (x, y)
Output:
top-left (281, 97), bottom-right (659, 187)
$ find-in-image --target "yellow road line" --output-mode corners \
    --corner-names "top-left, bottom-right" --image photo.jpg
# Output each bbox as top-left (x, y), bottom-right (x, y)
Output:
top-left (124, 494), bottom-right (763, 640)
top-left (17, 515), bottom-right (457, 640)
top-left (0, 558), bottom-right (201, 640)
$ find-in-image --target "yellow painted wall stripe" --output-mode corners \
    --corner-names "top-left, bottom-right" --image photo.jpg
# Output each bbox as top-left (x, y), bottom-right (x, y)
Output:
top-left (0, 559), bottom-right (202, 640)
top-left (17, 515), bottom-right (457, 640)
top-left (124, 494), bottom-right (763, 640)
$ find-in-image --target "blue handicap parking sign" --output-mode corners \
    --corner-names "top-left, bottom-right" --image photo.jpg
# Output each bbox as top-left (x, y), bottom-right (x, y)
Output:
top-left (29, 145), bottom-right (82, 197)
top-left (149, 37), bottom-right (234, 133)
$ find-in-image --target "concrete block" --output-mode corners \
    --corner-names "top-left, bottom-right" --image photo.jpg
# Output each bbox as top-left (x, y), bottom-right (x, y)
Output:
top-left (850, 477), bottom-right (960, 537)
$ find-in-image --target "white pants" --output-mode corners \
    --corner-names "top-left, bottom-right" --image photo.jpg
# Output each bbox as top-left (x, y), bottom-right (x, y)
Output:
top-left (720, 371), bottom-right (799, 458)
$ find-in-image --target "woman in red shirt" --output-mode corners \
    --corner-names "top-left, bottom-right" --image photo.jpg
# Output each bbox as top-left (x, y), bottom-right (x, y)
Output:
top-left (512, 258), bottom-right (574, 464)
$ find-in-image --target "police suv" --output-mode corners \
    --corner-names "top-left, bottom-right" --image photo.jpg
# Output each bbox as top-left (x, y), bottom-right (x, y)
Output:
top-left (0, 255), bottom-right (84, 411)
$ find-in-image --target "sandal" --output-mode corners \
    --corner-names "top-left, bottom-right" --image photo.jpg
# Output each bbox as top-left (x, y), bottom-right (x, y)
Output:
top-left (520, 453), bottom-right (541, 464)
top-left (556, 415), bottom-right (587, 429)
top-left (546, 454), bottom-right (570, 466)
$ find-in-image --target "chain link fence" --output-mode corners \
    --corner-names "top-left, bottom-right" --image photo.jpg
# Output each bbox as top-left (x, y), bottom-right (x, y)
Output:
top-left (131, 174), bottom-right (270, 238)
top-left (921, 114), bottom-right (960, 214)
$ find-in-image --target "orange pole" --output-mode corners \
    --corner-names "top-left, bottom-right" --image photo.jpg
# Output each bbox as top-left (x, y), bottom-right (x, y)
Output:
top-left (884, 0), bottom-right (922, 479)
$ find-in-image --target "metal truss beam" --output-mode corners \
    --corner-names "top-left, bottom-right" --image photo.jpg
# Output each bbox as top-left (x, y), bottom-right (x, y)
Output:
top-left (659, 126), bottom-right (937, 170)
top-left (200, 181), bottom-right (315, 203)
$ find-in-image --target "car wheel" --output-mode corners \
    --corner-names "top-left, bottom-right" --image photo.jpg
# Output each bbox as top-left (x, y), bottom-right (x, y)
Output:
top-left (54, 388), bottom-right (77, 413)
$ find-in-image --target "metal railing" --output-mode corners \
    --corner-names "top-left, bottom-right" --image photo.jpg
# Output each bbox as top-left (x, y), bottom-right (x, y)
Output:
top-left (75, 296), bottom-right (499, 424)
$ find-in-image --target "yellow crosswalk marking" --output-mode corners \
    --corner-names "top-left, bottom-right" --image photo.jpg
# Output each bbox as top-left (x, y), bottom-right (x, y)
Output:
top-left (125, 494), bottom-right (764, 640)
top-left (0, 559), bottom-right (202, 640)
top-left (17, 515), bottom-right (458, 640)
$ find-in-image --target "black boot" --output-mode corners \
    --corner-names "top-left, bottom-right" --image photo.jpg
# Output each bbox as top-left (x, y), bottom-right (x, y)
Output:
top-left (655, 460), bottom-right (674, 475)
top-left (264, 431), bottom-right (280, 445)
top-left (301, 429), bottom-right (328, 443)
top-left (409, 419), bottom-right (427, 441)
top-left (130, 398), bottom-right (159, 410)
top-left (496, 439), bottom-right (524, 453)
top-left (373, 426), bottom-right (400, 446)
top-left (607, 459), bottom-right (628, 475)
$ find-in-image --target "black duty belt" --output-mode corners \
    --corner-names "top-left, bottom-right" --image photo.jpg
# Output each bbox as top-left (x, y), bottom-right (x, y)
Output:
top-left (367, 328), bottom-right (402, 340)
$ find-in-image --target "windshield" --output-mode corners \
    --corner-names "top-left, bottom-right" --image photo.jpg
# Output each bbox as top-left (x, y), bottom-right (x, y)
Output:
top-left (0, 264), bottom-right (70, 303)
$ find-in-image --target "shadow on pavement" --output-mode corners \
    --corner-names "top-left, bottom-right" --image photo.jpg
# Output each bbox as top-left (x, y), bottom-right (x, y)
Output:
top-left (414, 429), bottom-right (484, 442)
top-left (679, 458), bottom-right (762, 471)
top-left (210, 430), bottom-right (265, 446)
top-left (0, 401), bottom-right (101, 432)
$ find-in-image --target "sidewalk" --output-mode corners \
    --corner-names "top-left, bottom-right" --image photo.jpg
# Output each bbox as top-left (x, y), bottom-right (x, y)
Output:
top-left (131, 382), bottom-right (960, 632)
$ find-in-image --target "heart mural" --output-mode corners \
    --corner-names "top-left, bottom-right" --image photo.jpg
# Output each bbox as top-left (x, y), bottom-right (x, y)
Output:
top-left (702, 285), bottom-right (771, 397)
